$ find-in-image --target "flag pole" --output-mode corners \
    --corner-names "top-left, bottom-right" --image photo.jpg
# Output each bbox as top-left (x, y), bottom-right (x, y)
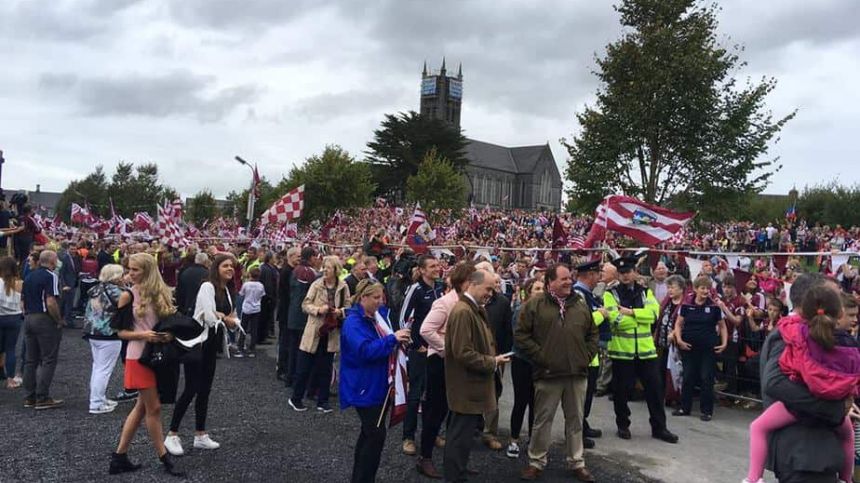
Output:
top-left (376, 386), bottom-right (392, 428)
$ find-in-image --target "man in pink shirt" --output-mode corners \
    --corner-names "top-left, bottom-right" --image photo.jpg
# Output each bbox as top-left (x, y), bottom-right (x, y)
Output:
top-left (415, 261), bottom-right (476, 479)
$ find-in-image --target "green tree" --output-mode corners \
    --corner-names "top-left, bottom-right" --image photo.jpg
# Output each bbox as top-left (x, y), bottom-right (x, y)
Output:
top-left (276, 145), bottom-right (375, 223)
top-left (366, 111), bottom-right (468, 200)
top-left (56, 162), bottom-right (178, 221)
top-left (797, 182), bottom-right (860, 227)
top-left (563, 0), bottom-right (794, 213)
top-left (187, 190), bottom-right (219, 225)
top-left (56, 166), bottom-right (110, 222)
top-left (227, 178), bottom-right (277, 227)
top-left (405, 148), bottom-right (467, 212)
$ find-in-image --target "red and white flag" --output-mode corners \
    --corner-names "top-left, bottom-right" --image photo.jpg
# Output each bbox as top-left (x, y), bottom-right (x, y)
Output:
top-left (252, 164), bottom-right (262, 198)
top-left (156, 203), bottom-right (188, 248)
top-left (373, 311), bottom-right (408, 427)
top-left (405, 203), bottom-right (434, 253)
top-left (70, 203), bottom-right (86, 224)
top-left (133, 212), bottom-right (154, 231)
top-left (170, 198), bottom-right (184, 222)
top-left (583, 195), bottom-right (694, 247)
top-left (261, 185), bottom-right (304, 226)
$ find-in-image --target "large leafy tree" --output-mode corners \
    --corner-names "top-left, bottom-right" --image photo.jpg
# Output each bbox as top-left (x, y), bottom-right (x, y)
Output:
top-left (276, 145), bottom-right (375, 223)
top-left (366, 111), bottom-right (468, 200)
top-left (406, 148), bottom-right (467, 212)
top-left (187, 190), bottom-right (219, 225)
top-left (564, 0), bottom-right (794, 215)
top-left (56, 166), bottom-right (110, 221)
top-left (227, 178), bottom-right (278, 227)
top-left (56, 163), bottom-right (177, 222)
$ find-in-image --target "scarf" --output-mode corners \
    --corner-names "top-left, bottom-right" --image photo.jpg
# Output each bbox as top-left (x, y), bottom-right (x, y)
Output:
top-left (548, 290), bottom-right (568, 320)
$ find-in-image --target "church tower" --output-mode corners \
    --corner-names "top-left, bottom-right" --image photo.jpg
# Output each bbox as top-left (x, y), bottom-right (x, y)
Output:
top-left (419, 58), bottom-right (462, 128)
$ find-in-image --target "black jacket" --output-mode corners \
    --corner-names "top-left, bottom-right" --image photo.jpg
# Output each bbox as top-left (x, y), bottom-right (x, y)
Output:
top-left (149, 313), bottom-right (205, 404)
top-left (277, 264), bottom-right (294, 326)
top-left (260, 263), bottom-right (278, 301)
top-left (175, 264), bottom-right (208, 316)
top-left (761, 330), bottom-right (844, 478)
top-left (485, 293), bottom-right (513, 354)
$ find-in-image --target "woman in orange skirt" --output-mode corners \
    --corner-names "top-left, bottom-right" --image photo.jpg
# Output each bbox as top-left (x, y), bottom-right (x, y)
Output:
top-left (109, 253), bottom-right (184, 477)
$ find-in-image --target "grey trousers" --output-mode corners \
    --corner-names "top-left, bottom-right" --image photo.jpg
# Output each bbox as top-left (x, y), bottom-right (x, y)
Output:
top-left (23, 313), bottom-right (63, 401)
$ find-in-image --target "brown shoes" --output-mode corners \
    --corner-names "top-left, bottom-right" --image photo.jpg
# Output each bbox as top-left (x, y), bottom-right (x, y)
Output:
top-left (416, 457), bottom-right (442, 479)
top-left (402, 439), bottom-right (417, 456)
top-left (572, 467), bottom-right (595, 482)
top-left (520, 465), bottom-right (543, 480)
top-left (482, 435), bottom-right (503, 451)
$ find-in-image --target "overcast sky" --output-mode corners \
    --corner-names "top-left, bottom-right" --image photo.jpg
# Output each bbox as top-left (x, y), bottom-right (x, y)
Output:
top-left (2, 0), bottom-right (858, 201)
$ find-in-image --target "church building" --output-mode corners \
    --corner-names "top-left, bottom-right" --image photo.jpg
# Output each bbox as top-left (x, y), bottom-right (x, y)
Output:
top-left (420, 59), bottom-right (563, 211)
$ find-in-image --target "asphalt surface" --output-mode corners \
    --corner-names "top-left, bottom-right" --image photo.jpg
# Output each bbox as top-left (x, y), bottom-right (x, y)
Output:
top-left (0, 328), bottom-right (658, 482)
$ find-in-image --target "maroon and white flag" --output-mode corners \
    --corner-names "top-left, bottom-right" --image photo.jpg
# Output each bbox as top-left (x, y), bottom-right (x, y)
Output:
top-left (261, 185), bottom-right (304, 226)
top-left (133, 212), bottom-right (154, 231)
top-left (156, 203), bottom-right (188, 248)
top-left (583, 195), bottom-right (695, 247)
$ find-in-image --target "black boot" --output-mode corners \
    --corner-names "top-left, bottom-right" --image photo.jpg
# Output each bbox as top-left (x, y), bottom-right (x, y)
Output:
top-left (108, 452), bottom-right (142, 475)
top-left (160, 452), bottom-right (186, 477)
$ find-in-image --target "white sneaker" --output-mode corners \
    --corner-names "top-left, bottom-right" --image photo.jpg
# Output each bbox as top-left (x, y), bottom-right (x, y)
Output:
top-left (741, 479), bottom-right (765, 483)
top-left (193, 434), bottom-right (220, 450)
top-left (506, 441), bottom-right (520, 459)
top-left (164, 435), bottom-right (185, 456)
top-left (89, 404), bottom-right (116, 415)
top-left (105, 399), bottom-right (118, 408)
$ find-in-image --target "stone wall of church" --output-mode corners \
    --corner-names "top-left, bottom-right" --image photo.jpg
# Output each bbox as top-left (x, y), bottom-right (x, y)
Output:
top-left (465, 167), bottom-right (519, 209)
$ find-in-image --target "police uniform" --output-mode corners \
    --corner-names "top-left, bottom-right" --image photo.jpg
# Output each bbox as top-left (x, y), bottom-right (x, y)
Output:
top-left (603, 256), bottom-right (678, 443)
top-left (572, 259), bottom-right (605, 447)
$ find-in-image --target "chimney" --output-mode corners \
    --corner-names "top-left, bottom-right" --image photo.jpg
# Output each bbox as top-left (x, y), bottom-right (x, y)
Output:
top-left (36, 184), bottom-right (40, 193)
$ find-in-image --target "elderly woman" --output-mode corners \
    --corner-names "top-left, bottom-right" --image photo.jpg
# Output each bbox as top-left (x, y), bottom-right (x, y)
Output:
top-left (341, 279), bottom-right (410, 483)
top-left (655, 274), bottom-right (686, 405)
top-left (83, 264), bottom-right (127, 414)
top-left (672, 276), bottom-right (728, 421)
top-left (289, 255), bottom-right (350, 413)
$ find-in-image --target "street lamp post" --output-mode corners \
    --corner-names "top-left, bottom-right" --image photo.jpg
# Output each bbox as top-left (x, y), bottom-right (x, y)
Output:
top-left (235, 156), bottom-right (256, 232)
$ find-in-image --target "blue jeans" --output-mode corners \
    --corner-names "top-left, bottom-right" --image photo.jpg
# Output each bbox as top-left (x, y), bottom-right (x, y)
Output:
top-left (0, 314), bottom-right (23, 378)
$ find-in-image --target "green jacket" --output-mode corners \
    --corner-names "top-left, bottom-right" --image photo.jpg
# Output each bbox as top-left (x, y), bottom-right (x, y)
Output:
top-left (514, 291), bottom-right (599, 380)
top-left (603, 285), bottom-right (659, 360)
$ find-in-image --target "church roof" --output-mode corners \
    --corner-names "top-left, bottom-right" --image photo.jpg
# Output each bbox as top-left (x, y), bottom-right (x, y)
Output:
top-left (464, 139), bottom-right (549, 174)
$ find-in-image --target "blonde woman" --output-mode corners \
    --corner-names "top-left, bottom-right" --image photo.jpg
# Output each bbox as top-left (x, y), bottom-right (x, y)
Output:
top-left (341, 279), bottom-right (411, 482)
top-left (110, 253), bottom-right (183, 476)
top-left (83, 264), bottom-right (127, 414)
top-left (289, 255), bottom-right (349, 413)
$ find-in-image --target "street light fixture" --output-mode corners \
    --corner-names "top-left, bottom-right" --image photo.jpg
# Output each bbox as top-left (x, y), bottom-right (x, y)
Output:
top-left (235, 156), bottom-right (256, 232)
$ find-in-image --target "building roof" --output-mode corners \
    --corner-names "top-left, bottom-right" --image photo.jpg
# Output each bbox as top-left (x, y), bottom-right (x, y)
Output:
top-left (464, 139), bottom-right (550, 174)
top-left (9, 189), bottom-right (62, 211)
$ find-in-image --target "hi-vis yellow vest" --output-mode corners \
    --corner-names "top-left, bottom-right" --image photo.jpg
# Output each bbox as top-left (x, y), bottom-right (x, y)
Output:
top-left (589, 309), bottom-right (605, 367)
top-left (603, 286), bottom-right (659, 360)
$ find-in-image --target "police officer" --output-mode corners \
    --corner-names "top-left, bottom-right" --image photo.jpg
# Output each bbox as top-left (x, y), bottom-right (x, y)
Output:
top-left (603, 256), bottom-right (678, 444)
top-left (572, 259), bottom-right (608, 449)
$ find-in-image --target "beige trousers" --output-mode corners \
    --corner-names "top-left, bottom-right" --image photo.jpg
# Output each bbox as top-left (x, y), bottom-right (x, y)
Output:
top-left (527, 376), bottom-right (587, 470)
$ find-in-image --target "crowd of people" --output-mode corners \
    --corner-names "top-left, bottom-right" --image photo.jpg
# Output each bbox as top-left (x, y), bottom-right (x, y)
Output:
top-left (2, 197), bottom-right (860, 482)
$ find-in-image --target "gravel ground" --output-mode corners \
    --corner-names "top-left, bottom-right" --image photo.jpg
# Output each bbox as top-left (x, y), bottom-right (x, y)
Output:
top-left (0, 328), bottom-right (658, 482)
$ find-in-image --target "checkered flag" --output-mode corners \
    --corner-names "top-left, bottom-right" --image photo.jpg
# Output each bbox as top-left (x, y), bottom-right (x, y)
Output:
top-left (156, 204), bottom-right (188, 248)
top-left (261, 185), bottom-right (304, 226)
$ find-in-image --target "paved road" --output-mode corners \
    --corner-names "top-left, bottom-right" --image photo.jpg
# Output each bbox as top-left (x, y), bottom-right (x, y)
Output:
top-left (0, 329), bottom-right (657, 482)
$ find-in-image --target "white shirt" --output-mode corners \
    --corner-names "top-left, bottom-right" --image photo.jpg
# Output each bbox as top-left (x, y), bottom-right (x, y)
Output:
top-left (0, 279), bottom-right (22, 316)
top-left (239, 281), bottom-right (264, 315)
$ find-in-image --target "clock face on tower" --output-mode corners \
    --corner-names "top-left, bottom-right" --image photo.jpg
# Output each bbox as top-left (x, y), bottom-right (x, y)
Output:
top-left (421, 77), bottom-right (436, 96)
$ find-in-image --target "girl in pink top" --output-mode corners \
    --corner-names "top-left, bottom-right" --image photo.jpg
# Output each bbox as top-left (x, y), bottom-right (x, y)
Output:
top-left (745, 286), bottom-right (860, 483)
top-left (111, 253), bottom-right (183, 477)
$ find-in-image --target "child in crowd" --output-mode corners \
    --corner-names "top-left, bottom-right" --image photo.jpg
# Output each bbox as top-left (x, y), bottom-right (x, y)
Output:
top-left (237, 267), bottom-right (264, 358)
top-left (744, 286), bottom-right (860, 483)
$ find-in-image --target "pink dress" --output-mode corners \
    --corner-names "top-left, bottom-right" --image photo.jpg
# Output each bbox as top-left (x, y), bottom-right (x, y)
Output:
top-left (126, 285), bottom-right (158, 361)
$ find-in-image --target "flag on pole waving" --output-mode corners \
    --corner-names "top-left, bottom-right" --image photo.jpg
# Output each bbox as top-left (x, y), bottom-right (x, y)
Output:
top-left (260, 185), bottom-right (305, 226)
top-left (583, 195), bottom-right (695, 247)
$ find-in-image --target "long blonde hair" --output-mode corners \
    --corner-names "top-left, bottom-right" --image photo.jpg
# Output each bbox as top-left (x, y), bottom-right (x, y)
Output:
top-left (129, 253), bottom-right (175, 318)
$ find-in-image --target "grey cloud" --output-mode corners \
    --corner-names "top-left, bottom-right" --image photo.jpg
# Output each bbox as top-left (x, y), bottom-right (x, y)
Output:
top-left (334, 0), bottom-right (618, 119)
top-left (293, 87), bottom-right (411, 123)
top-left (167, 0), bottom-right (324, 30)
top-left (39, 71), bottom-right (260, 122)
top-left (0, 0), bottom-right (145, 42)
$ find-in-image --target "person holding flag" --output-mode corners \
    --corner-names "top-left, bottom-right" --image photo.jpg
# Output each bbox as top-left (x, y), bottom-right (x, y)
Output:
top-left (340, 279), bottom-right (411, 483)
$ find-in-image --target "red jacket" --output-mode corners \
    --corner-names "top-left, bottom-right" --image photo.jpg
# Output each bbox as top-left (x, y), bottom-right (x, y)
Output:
top-left (778, 314), bottom-right (860, 400)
